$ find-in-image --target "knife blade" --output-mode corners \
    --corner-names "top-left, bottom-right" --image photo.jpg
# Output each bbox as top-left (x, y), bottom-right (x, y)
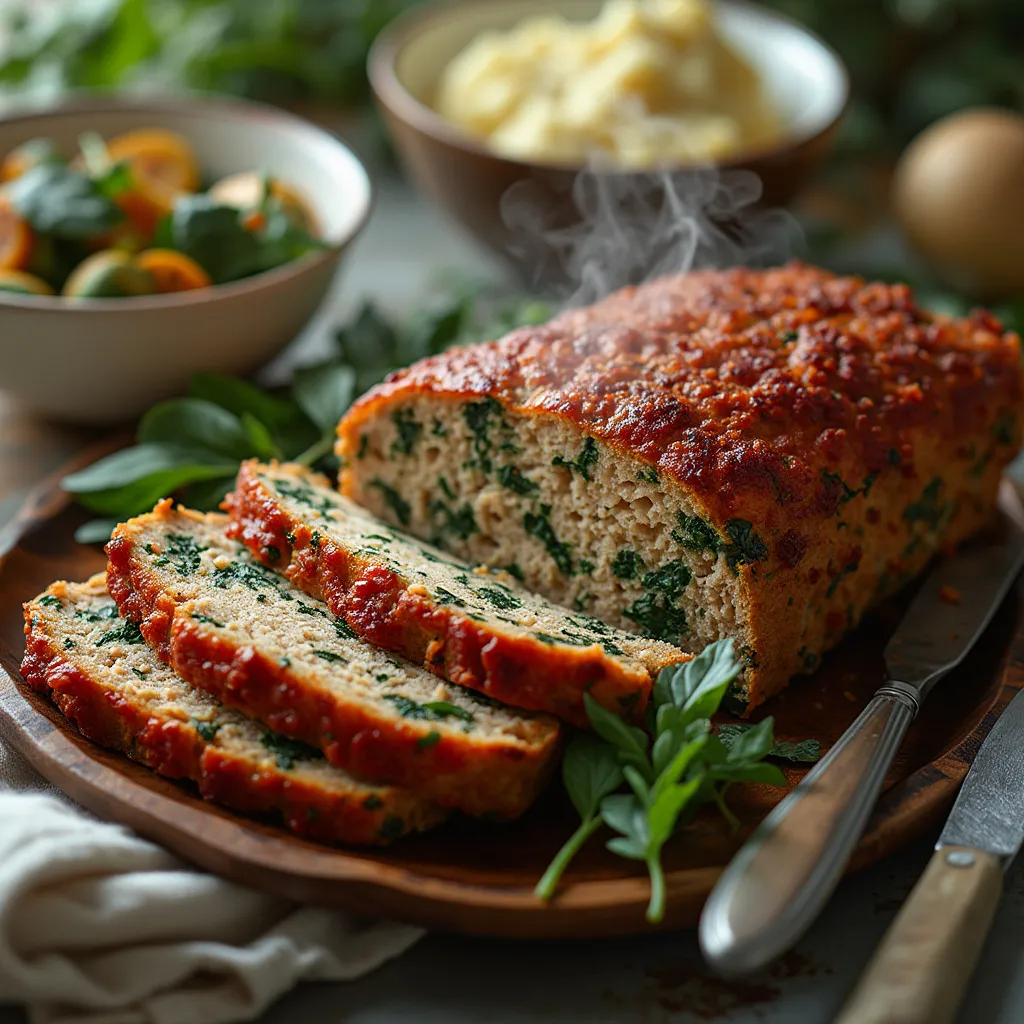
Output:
top-left (938, 681), bottom-right (1024, 862)
top-left (837, 683), bottom-right (1024, 1024)
top-left (700, 482), bottom-right (1024, 977)
top-left (885, 506), bottom-right (1024, 694)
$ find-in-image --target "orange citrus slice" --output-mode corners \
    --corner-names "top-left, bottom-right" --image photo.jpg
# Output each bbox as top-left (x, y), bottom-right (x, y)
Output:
top-left (135, 249), bottom-right (212, 293)
top-left (106, 129), bottom-right (201, 195)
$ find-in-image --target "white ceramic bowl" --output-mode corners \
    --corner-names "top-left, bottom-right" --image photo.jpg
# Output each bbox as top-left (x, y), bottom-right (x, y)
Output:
top-left (0, 95), bottom-right (373, 424)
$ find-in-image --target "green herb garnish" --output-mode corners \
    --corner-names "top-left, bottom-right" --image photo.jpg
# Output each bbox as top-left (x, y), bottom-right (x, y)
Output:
top-left (716, 724), bottom-right (823, 764)
top-left (535, 640), bottom-right (788, 922)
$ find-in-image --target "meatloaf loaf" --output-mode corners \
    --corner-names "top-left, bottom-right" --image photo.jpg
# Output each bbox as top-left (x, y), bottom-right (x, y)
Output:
top-left (106, 502), bottom-right (561, 818)
top-left (225, 460), bottom-right (686, 725)
top-left (23, 576), bottom-right (445, 845)
top-left (337, 263), bottom-right (1024, 712)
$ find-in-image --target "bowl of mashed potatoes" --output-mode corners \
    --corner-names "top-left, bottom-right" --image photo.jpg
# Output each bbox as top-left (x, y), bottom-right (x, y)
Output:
top-left (370, 0), bottom-right (847, 277)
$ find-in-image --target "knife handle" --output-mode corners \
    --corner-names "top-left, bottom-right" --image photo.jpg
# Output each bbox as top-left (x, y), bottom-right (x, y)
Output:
top-left (837, 845), bottom-right (1003, 1024)
top-left (699, 682), bottom-right (919, 975)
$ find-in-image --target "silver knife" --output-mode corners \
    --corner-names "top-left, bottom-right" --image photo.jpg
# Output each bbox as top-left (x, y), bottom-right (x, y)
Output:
top-left (699, 480), bottom-right (1024, 976)
top-left (836, 681), bottom-right (1024, 1024)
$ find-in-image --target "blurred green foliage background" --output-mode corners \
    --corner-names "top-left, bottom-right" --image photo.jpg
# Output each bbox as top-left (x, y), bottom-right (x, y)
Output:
top-left (0, 0), bottom-right (1020, 156)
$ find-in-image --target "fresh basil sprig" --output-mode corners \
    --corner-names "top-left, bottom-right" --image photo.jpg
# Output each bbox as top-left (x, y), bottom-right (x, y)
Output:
top-left (64, 286), bottom-right (552, 543)
top-left (535, 640), bottom-right (819, 923)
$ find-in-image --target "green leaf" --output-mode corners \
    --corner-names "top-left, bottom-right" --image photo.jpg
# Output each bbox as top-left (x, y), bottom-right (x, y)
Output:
top-left (402, 294), bottom-right (472, 360)
top-left (770, 737), bottom-right (824, 763)
top-left (600, 794), bottom-right (648, 851)
top-left (138, 398), bottom-right (253, 460)
top-left (622, 764), bottom-right (652, 804)
top-left (650, 732), bottom-right (709, 804)
top-left (7, 162), bottom-right (122, 239)
top-left (654, 639), bottom-right (742, 722)
top-left (716, 724), bottom-right (823, 764)
top-left (62, 443), bottom-right (224, 494)
top-left (335, 302), bottom-right (402, 372)
top-left (561, 735), bottom-right (623, 820)
top-left (250, 199), bottom-right (326, 274)
top-left (76, 0), bottom-right (159, 88)
top-left (240, 412), bottom-right (280, 460)
top-left (188, 372), bottom-right (315, 456)
top-left (94, 160), bottom-right (134, 200)
top-left (651, 707), bottom-right (709, 776)
top-left (182, 475), bottom-right (236, 512)
top-left (189, 373), bottom-right (296, 427)
top-left (583, 693), bottom-right (649, 766)
top-left (62, 444), bottom-right (238, 515)
top-left (648, 775), bottom-right (704, 848)
top-left (292, 361), bottom-right (356, 433)
top-left (650, 727), bottom-right (678, 777)
top-left (606, 836), bottom-right (647, 861)
top-left (723, 716), bottom-right (775, 764)
top-left (167, 195), bottom-right (261, 284)
top-left (74, 518), bottom-right (119, 545)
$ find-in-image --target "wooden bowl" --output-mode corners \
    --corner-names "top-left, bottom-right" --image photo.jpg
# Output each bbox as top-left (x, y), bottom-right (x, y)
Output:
top-left (370, 0), bottom-right (849, 284)
top-left (0, 95), bottom-right (373, 425)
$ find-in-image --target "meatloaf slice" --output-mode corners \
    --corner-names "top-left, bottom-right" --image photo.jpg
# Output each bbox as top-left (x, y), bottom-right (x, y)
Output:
top-left (224, 460), bottom-right (685, 726)
top-left (337, 263), bottom-right (1024, 713)
top-left (105, 502), bottom-right (561, 819)
top-left (22, 576), bottom-right (445, 845)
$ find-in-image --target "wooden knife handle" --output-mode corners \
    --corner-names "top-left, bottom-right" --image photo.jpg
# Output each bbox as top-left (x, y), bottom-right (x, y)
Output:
top-left (837, 845), bottom-right (1003, 1024)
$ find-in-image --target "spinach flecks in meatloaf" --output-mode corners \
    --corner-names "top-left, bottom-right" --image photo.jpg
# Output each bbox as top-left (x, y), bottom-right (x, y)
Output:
top-left (223, 462), bottom-right (686, 728)
top-left (22, 576), bottom-right (447, 846)
top-left (106, 502), bottom-right (562, 819)
top-left (337, 263), bottom-right (1024, 710)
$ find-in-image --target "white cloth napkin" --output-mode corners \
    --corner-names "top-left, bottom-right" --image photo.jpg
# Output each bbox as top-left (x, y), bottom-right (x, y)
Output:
top-left (0, 738), bottom-right (423, 1024)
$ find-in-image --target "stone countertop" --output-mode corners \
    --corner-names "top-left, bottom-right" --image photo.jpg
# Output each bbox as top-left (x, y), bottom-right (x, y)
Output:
top-left (1, 170), bottom-right (1022, 1024)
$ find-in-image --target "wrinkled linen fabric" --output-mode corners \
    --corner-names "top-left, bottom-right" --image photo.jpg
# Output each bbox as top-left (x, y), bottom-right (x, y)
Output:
top-left (0, 739), bottom-right (423, 1024)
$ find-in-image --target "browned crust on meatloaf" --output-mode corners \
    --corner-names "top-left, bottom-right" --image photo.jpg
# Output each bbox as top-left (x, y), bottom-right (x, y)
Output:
top-left (337, 263), bottom-right (1024, 709)
top-left (223, 460), bottom-right (684, 726)
top-left (105, 503), bottom-right (561, 818)
top-left (22, 577), bottom-right (444, 845)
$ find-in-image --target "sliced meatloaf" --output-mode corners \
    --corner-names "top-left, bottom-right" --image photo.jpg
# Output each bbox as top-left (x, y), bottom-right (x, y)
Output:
top-left (105, 503), bottom-right (561, 818)
top-left (22, 576), bottom-right (445, 845)
top-left (224, 460), bottom-right (686, 726)
top-left (337, 263), bottom-right (1024, 712)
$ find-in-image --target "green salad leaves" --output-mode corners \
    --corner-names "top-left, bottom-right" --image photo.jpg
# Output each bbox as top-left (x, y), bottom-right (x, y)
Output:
top-left (535, 640), bottom-right (820, 922)
top-left (63, 286), bottom-right (551, 543)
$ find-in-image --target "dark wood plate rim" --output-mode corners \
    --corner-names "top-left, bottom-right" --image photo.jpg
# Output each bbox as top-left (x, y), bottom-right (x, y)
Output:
top-left (0, 473), bottom-right (1019, 938)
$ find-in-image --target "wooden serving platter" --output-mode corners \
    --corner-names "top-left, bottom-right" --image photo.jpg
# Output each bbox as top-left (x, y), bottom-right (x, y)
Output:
top-left (1, 481), bottom-right (1021, 938)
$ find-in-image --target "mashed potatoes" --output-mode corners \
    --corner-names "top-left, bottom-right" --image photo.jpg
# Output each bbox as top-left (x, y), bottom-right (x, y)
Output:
top-left (434, 0), bottom-right (780, 168)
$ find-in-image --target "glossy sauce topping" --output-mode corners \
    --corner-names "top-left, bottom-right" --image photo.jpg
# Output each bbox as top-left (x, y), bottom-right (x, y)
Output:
top-left (349, 263), bottom-right (1022, 526)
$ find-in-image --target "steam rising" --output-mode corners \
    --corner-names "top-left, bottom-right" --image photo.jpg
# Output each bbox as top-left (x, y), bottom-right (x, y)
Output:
top-left (500, 167), bottom-right (800, 307)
